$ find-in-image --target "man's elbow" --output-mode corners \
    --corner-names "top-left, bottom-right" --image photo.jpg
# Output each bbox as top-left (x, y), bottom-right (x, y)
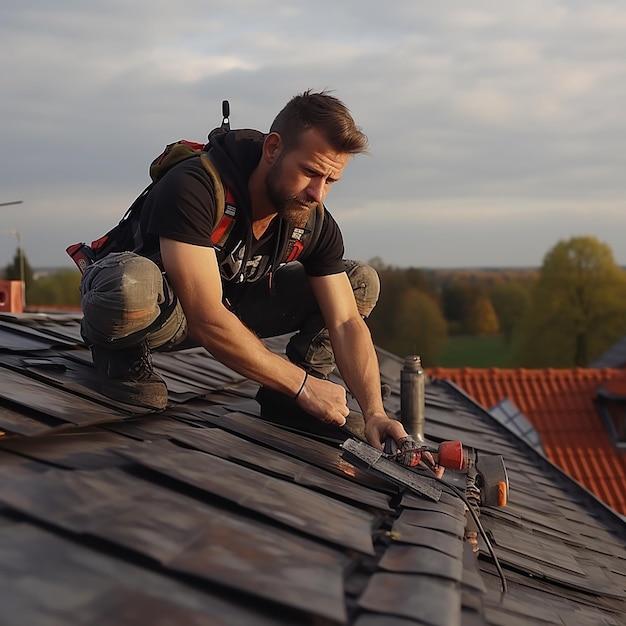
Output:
top-left (186, 323), bottom-right (205, 345)
top-left (330, 315), bottom-right (371, 340)
top-left (184, 305), bottom-right (230, 347)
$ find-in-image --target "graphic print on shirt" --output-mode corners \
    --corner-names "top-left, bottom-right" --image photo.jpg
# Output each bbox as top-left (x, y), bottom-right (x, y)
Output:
top-left (218, 239), bottom-right (271, 284)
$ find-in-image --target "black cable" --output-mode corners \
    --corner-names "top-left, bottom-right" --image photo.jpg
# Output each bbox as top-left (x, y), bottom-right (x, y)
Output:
top-left (381, 439), bottom-right (507, 593)
top-left (423, 470), bottom-right (508, 593)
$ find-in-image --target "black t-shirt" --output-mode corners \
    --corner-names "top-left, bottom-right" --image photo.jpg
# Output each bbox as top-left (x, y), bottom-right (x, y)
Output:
top-left (141, 151), bottom-right (346, 287)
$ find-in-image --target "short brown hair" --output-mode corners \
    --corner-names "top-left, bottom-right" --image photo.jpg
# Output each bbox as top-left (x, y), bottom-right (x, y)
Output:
top-left (270, 89), bottom-right (369, 155)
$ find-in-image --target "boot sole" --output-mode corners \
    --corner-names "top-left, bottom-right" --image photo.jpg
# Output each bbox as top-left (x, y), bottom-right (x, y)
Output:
top-left (101, 381), bottom-right (168, 411)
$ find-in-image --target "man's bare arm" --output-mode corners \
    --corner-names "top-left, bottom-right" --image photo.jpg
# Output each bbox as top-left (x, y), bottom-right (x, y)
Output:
top-left (159, 237), bottom-right (348, 425)
top-left (309, 272), bottom-right (409, 448)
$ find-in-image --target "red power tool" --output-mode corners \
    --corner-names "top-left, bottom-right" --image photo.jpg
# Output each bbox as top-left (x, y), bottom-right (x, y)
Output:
top-left (383, 436), bottom-right (509, 507)
top-left (384, 436), bottom-right (467, 473)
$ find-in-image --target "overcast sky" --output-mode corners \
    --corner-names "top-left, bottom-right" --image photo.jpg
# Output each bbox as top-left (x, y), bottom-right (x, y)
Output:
top-left (1, 1), bottom-right (625, 270)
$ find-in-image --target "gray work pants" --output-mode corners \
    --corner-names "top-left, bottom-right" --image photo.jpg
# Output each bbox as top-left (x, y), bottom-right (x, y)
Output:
top-left (80, 252), bottom-right (380, 378)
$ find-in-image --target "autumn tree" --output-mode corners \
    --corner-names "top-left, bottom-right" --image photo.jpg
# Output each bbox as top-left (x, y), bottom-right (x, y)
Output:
top-left (467, 294), bottom-right (500, 336)
top-left (515, 236), bottom-right (626, 367)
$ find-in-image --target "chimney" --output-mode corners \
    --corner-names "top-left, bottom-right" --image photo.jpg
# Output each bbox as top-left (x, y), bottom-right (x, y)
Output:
top-left (400, 355), bottom-right (425, 442)
top-left (0, 280), bottom-right (24, 313)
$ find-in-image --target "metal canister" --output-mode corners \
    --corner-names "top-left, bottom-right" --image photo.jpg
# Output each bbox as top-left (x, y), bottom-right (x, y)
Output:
top-left (400, 355), bottom-right (425, 442)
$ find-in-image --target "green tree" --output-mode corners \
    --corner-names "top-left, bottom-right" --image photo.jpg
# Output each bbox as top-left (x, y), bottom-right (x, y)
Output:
top-left (515, 236), bottom-right (626, 367)
top-left (441, 282), bottom-right (487, 335)
top-left (368, 266), bottom-right (437, 351)
top-left (28, 269), bottom-right (82, 307)
top-left (490, 283), bottom-right (531, 343)
top-left (440, 282), bottom-right (466, 334)
top-left (383, 287), bottom-right (448, 365)
top-left (3, 247), bottom-right (34, 296)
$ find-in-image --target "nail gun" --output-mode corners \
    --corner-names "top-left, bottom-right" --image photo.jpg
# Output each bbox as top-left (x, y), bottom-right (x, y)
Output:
top-left (383, 435), bottom-right (509, 507)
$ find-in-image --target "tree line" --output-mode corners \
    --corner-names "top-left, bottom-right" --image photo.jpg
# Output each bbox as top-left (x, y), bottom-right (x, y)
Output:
top-left (2, 250), bottom-right (81, 307)
top-left (4, 236), bottom-right (626, 368)
top-left (367, 236), bottom-right (626, 368)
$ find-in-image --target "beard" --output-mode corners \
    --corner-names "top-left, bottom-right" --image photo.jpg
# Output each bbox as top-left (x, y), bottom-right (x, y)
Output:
top-left (265, 158), bottom-right (316, 228)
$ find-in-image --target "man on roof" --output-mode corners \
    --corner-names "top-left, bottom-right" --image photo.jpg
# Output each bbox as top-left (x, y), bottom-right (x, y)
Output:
top-left (78, 89), bottom-right (410, 450)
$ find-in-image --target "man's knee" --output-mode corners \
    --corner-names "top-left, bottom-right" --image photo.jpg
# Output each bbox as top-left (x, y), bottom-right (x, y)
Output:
top-left (345, 260), bottom-right (380, 318)
top-left (80, 252), bottom-right (165, 344)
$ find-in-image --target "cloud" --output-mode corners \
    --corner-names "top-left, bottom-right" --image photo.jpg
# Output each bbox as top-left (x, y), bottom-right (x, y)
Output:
top-left (1, 0), bottom-right (625, 270)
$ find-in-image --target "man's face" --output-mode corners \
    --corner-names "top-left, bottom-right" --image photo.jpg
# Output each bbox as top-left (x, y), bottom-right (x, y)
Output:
top-left (265, 128), bottom-right (350, 226)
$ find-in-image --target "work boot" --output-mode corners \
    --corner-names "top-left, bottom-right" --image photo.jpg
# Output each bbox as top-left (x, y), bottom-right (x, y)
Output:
top-left (91, 340), bottom-right (168, 410)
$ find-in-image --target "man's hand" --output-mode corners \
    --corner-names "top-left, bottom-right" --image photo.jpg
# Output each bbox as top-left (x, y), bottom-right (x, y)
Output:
top-left (295, 375), bottom-right (349, 427)
top-left (363, 412), bottom-right (410, 450)
top-left (307, 273), bottom-right (410, 449)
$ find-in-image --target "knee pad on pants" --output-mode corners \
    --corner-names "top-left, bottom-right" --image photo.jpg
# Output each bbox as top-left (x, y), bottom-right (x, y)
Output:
top-left (345, 260), bottom-right (380, 318)
top-left (80, 252), bottom-right (165, 345)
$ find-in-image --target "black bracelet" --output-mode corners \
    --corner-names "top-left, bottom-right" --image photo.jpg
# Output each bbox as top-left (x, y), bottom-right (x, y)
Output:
top-left (294, 372), bottom-right (308, 400)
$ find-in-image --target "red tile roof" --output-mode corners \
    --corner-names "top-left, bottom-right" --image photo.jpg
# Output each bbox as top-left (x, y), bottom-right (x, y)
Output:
top-left (428, 367), bottom-right (626, 516)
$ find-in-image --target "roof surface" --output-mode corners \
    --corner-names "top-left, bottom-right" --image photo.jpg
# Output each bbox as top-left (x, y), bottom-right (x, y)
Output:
top-left (1, 313), bottom-right (626, 625)
top-left (590, 335), bottom-right (626, 369)
top-left (428, 367), bottom-right (626, 517)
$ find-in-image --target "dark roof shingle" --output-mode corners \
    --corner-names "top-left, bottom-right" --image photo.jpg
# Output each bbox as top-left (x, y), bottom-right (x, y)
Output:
top-left (0, 313), bottom-right (625, 625)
